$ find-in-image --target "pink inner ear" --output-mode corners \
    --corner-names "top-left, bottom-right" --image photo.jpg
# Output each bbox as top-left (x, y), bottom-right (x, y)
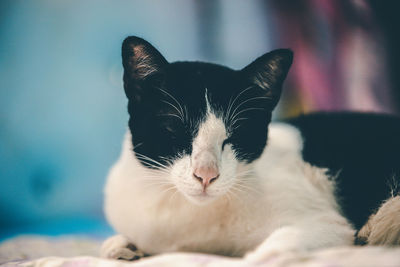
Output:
top-left (133, 45), bottom-right (145, 58)
top-left (130, 45), bottom-right (158, 79)
top-left (122, 36), bottom-right (168, 82)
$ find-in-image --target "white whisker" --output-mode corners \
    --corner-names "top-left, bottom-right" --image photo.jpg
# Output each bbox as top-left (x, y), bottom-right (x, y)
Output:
top-left (225, 85), bottom-right (256, 123)
top-left (229, 96), bottom-right (271, 123)
top-left (234, 182), bottom-right (262, 195)
top-left (230, 117), bottom-right (249, 131)
top-left (156, 86), bottom-right (186, 122)
top-left (161, 100), bottom-right (185, 122)
top-left (236, 169), bottom-right (255, 178)
top-left (224, 190), bottom-right (233, 203)
top-left (226, 188), bottom-right (241, 202)
top-left (159, 185), bottom-right (178, 196)
top-left (230, 108), bottom-right (264, 124)
top-left (158, 113), bottom-right (183, 121)
top-left (134, 152), bottom-right (171, 170)
top-left (169, 189), bottom-right (180, 203)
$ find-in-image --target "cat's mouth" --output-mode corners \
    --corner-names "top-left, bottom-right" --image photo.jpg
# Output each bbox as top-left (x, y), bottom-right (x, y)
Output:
top-left (185, 191), bottom-right (217, 204)
top-left (193, 191), bottom-right (210, 197)
top-left (188, 191), bottom-right (210, 198)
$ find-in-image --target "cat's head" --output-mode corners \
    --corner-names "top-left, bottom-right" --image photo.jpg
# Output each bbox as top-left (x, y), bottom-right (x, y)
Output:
top-left (122, 36), bottom-right (292, 204)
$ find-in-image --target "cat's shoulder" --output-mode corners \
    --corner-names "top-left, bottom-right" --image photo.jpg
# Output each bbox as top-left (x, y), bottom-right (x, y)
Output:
top-left (266, 122), bottom-right (304, 155)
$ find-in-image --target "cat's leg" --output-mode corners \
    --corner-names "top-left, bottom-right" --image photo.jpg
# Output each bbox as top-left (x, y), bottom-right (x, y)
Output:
top-left (245, 213), bottom-right (355, 262)
top-left (100, 234), bottom-right (147, 261)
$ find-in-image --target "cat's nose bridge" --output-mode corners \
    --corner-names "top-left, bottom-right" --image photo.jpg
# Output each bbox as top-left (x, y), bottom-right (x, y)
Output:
top-left (190, 111), bottom-right (225, 186)
top-left (192, 150), bottom-right (219, 169)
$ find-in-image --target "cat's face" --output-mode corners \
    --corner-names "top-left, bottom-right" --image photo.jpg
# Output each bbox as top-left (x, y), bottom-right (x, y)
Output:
top-left (122, 36), bottom-right (292, 204)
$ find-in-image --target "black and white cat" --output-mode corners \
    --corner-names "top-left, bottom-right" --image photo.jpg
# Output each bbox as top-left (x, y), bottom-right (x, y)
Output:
top-left (101, 36), bottom-right (400, 261)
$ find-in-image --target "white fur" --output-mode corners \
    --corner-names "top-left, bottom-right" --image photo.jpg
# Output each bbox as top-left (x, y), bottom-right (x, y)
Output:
top-left (357, 196), bottom-right (400, 246)
top-left (102, 118), bottom-right (355, 259)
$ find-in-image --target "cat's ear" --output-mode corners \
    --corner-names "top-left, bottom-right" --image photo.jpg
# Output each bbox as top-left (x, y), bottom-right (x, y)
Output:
top-left (122, 36), bottom-right (168, 99)
top-left (241, 49), bottom-right (293, 107)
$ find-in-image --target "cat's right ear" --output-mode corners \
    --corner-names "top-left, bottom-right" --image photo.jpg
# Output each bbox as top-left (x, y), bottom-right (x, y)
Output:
top-left (122, 36), bottom-right (168, 100)
top-left (241, 49), bottom-right (293, 108)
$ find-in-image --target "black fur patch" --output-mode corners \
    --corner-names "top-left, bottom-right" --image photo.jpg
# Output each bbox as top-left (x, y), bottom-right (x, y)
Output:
top-left (121, 36), bottom-right (292, 167)
top-left (285, 112), bottom-right (400, 229)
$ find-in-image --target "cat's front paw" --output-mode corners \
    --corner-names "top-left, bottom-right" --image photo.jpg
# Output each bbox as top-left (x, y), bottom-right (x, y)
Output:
top-left (245, 244), bottom-right (295, 263)
top-left (245, 228), bottom-right (300, 262)
top-left (100, 234), bottom-right (146, 261)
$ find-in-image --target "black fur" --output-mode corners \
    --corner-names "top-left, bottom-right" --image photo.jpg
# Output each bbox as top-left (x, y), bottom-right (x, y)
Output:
top-left (286, 113), bottom-right (400, 229)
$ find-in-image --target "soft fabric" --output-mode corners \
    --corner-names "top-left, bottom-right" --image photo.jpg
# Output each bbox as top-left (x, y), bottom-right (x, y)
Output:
top-left (1, 235), bottom-right (400, 266)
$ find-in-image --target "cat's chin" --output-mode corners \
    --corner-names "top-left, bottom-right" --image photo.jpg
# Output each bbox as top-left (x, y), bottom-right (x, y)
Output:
top-left (184, 192), bottom-right (219, 205)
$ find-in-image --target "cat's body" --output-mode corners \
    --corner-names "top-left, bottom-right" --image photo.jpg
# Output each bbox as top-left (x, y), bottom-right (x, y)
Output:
top-left (104, 123), bottom-right (353, 257)
top-left (101, 36), bottom-right (400, 261)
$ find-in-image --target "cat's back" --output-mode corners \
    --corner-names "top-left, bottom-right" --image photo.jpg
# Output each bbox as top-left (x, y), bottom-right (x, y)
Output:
top-left (284, 112), bottom-right (400, 229)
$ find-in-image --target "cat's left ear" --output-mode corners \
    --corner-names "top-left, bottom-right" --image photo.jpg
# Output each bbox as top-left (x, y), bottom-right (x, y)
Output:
top-left (122, 36), bottom-right (168, 99)
top-left (241, 49), bottom-right (293, 107)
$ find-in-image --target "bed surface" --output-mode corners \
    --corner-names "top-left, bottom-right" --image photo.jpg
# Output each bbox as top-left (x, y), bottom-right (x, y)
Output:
top-left (1, 235), bottom-right (400, 267)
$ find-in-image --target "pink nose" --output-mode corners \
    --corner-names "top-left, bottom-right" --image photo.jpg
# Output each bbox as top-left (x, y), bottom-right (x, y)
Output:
top-left (193, 167), bottom-right (220, 189)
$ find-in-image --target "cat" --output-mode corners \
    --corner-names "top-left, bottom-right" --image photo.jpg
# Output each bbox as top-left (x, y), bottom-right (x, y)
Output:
top-left (101, 36), bottom-right (400, 261)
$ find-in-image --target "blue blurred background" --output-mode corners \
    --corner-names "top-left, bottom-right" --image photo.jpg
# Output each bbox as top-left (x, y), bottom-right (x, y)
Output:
top-left (1, 0), bottom-right (399, 240)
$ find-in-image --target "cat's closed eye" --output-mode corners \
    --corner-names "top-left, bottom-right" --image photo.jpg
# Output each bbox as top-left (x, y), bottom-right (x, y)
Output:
top-left (163, 121), bottom-right (188, 140)
top-left (164, 125), bottom-right (178, 138)
top-left (222, 138), bottom-right (230, 150)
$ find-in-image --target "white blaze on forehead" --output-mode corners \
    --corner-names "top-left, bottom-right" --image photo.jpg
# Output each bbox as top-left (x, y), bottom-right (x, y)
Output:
top-left (205, 88), bottom-right (211, 113)
top-left (191, 91), bottom-right (227, 168)
top-left (193, 112), bottom-right (227, 152)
